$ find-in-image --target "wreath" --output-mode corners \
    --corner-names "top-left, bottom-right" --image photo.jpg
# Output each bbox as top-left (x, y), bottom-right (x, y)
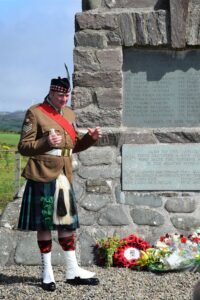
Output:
top-left (113, 235), bottom-right (151, 268)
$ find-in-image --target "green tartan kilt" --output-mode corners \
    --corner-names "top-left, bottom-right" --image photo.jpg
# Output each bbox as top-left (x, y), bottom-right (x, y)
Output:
top-left (18, 177), bottom-right (80, 231)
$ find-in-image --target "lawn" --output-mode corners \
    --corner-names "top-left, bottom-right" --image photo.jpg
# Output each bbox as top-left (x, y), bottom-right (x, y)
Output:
top-left (0, 132), bottom-right (26, 210)
top-left (0, 132), bottom-right (20, 147)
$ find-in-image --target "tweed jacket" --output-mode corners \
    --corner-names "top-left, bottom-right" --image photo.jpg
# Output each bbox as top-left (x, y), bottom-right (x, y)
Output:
top-left (18, 101), bottom-right (95, 183)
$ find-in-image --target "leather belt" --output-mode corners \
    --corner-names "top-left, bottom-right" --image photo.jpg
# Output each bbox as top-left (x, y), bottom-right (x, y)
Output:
top-left (45, 149), bottom-right (72, 157)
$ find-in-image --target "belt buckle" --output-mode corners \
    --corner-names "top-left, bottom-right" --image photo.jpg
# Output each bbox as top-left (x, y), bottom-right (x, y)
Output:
top-left (62, 149), bottom-right (72, 157)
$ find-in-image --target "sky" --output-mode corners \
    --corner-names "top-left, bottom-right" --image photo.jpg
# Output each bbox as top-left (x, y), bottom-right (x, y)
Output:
top-left (0, 0), bottom-right (82, 112)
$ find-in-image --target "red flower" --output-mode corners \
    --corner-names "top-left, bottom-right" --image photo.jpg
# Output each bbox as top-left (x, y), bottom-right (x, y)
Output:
top-left (193, 237), bottom-right (200, 244)
top-left (113, 245), bottom-right (137, 268)
top-left (160, 236), bottom-right (165, 242)
top-left (113, 235), bottom-right (151, 268)
top-left (180, 236), bottom-right (187, 243)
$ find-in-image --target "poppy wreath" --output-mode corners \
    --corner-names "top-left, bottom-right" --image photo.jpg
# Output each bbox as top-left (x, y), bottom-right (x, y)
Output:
top-left (113, 235), bottom-right (151, 268)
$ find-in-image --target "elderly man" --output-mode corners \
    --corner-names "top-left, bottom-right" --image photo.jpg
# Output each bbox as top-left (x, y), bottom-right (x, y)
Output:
top-left (18, 68), bottom-right (102, 291)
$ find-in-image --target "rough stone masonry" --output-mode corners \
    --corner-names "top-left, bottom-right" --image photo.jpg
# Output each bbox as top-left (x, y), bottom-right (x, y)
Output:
top-left (1, 0), bottom-right (200, 266)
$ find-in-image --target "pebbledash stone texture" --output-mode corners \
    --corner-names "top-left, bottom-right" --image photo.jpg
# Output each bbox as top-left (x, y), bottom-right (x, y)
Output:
top-left (1, 0), bottom-right (200, 266)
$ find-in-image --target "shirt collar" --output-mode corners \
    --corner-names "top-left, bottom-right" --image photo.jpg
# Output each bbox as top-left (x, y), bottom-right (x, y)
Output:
top-left (46, 96), bottom-right (63, 115)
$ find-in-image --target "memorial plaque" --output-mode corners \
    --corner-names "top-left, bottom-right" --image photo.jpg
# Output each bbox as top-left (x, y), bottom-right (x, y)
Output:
top-left (123, 49), bottom-right (200, 127)
top-left (122, 144), bottom-right (200, 190)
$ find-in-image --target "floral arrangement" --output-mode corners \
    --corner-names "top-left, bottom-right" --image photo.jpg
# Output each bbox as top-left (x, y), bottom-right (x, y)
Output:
top-left (188, 228), bottom-right (200, 244)
top-left (188, 228), bottom-right (200, 267)
top-left (113, 235), bottom-right (151, 268)
top-left (96, 229), bottom-right (200, 272)
top-left (138, 233), bottom-right (198, 271)
top-left (95, 234), bottom-right (151, 268)
top-left (95, 235), bottom-right (126, 267)
top-left (95, 230), bottom-right (200, 272)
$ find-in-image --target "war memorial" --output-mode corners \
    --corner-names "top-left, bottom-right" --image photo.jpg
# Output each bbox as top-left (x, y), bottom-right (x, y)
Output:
top-left (1, 0), bottom-right (200, 267)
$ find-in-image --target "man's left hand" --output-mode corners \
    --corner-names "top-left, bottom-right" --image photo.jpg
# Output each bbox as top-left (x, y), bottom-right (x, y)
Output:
top-left (88, 127), bottom-right (102, 140)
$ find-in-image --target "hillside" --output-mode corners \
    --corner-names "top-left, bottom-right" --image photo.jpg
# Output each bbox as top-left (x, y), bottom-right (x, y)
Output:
top-left (0, 111), bottom-right (25, 132)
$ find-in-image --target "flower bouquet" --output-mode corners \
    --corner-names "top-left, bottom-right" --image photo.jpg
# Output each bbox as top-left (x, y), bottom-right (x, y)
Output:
top-left (95, 235), bottom-right (126, 267)
top-left (188, 228), bottom-right (200, 272)
top-left (145, 233), bottom-right (198, 272)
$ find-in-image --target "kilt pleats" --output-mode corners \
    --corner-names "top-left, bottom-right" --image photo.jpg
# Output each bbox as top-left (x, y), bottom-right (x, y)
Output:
top-left (18, 176), bottom-right (79, 231)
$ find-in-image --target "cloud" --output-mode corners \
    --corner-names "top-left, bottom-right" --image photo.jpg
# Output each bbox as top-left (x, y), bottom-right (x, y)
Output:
top-left (0, 0), bottom-right (81, 112)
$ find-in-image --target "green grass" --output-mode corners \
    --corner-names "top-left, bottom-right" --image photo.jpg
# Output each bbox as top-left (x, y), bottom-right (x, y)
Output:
top-left (0, 132), bottom-right (20, 147)
top-left (0, 132), bottom-right (26, 210)
top-left (0, 151), bottom-right (27, 210)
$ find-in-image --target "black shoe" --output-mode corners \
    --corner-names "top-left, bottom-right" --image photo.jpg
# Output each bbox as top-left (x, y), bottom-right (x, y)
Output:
top-left (66, 277), bottom-right (99, 286)
top-left (41, 281), bottom-right (56, 291)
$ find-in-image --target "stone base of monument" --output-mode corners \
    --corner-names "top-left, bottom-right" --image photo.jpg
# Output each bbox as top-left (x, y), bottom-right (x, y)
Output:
top-left (0, 148), bottom-right (200, 266)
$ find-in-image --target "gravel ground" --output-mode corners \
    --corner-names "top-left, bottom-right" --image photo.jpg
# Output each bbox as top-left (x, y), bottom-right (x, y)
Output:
top-left (0, 265), bottom-right (200, 300)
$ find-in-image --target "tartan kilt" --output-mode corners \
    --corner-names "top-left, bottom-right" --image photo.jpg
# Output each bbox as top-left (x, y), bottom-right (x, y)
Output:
top-left (18, 176), bottom-right (80, 231)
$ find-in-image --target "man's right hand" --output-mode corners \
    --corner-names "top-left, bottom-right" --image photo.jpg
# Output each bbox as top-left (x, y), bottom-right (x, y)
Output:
top-left (48, 131), bottom-right (62, 147)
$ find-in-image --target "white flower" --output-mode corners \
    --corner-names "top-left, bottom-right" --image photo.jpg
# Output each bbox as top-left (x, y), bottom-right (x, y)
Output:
top-left (172, 234), bottom-right (179, 242)
top-left (155, 241), bottom-right (166, 249)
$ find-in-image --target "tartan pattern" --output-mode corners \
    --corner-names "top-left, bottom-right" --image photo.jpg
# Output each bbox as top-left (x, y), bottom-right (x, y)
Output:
top-left (18, 179), bottom-right (79, 231)
top-left (50, 85), bottom-right (69, 93)
top-left (58, 234), bottom-right (76, 251)
top-left (38, 240), bottom-right (52, 253)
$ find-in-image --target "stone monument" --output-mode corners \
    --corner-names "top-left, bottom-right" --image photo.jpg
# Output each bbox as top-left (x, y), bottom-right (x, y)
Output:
top-left (72, 0), bottom-right (200, 260)
top-left (1, 0), bottom-right (200, 266)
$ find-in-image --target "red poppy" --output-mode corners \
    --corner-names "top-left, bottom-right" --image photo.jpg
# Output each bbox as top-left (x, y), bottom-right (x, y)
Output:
top-left (160, 236), bottom-right (165, 242)
top-left (193, 237), bottom-right (200, 244)
top-left (180, 236), bottom-right (187, 243)
top-left (113, 235), bottom-right (151, 268)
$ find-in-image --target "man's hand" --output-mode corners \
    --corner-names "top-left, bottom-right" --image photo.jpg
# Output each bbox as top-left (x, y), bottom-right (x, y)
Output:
top-left (88, 127), bottom-right (102, 140)
top-left (48, 130), bottom-right (62, 147)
